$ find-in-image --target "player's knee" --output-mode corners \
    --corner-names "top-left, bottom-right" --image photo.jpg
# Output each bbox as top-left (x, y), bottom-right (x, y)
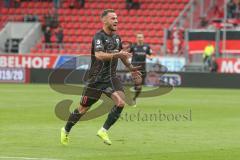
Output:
top-left (78, 105), bottom-right (90, 114)
top-left (116, 99), bottom-right (125, 107)
top-left (135, 85), bottom-right (142, 91)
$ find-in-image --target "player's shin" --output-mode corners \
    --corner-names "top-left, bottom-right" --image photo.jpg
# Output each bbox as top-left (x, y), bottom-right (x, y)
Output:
top-left (102, 105), bottom-right (123, 130)
top-left (65, 108), bottom-right (85, 133)
top-left (133, 85), bottom-right (142, 100)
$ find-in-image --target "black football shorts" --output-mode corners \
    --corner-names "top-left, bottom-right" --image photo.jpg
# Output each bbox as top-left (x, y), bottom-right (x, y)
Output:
top-left (132, 62), bottom-right (146, 84)
top-left (80, 77), bottom-right (124, 107)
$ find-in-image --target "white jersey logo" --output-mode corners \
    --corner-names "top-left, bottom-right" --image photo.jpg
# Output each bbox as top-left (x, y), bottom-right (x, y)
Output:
top-left (116, 39), bottom-right (120, 44)
top-left (96, 39), bottom-right (101, 45)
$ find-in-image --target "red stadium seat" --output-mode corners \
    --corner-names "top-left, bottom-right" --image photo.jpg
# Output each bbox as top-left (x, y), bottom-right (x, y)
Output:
top-left (75, 29), bottom-right (81, 36)
top-left (85, 10), bottom-right (92, 16)
top-left (62, 3), bottom-right (69, 8)
top-left (44, 49), bottom-right (52, 54)
top-left (58, 9), bottom-right (64, 15)
top-left (70, 29), bottom-right (76, 35)
top-left (143, 10), bottom-right (152, 17)
top-left (65, 23), bottom-right (72, 29)
top-left (59, 49), bottom-right (65, 54)
top-left (118, 10), bottom-right (128, 16)
top-left (36, 49), bottom-right (42, 54)
top-left (80, 16), bottom-right (87, 22)
top-left (28, 3), bottom-right (34, 8)
top-left (123, 23), bottom-right (132, 29)
top-left (1, 0), bottom-right (188, 55)
top-left (145, 17), bottom-right (152, 23)
top-left (21, 2), bottom-right (28, 8)
top-left (42, 2), bottom-right (50, 8)
top-left (28, 9), bottom-right (34, 15)
top-left (137, 17), bottom-right (145, 23)
top-left (77, 36), bottom-right (83, 43)
top-left (92, 10), bottom-right (100, 16)
top-left (77, 10), bottom-right (85, 16)
top-left (52, 48), bottom-right (59, 54)
top-left (71, 9), bottom-right (78, 15)
top-left (72, 16), bottom-right (79, 22)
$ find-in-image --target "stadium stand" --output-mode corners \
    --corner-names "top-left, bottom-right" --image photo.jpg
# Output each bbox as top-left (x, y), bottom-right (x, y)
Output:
top-left (0, 0), bottom-right (189, 55)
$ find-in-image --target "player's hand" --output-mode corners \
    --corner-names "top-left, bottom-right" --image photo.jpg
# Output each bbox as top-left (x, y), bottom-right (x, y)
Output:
top-left (128, 65), bottom-right (142, 72)
top-left (118, 50), bottom-right (132, 60)
top-left (147, 55), bottom-right (153, 61)
top-left (131, 71), bottom-right (142, 85)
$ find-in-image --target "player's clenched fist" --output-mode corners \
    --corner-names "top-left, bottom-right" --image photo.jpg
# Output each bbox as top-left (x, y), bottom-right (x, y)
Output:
top-left (117, 50), bottom-right (132, 60)
top-left (131, 70), bottom-right (142, 85)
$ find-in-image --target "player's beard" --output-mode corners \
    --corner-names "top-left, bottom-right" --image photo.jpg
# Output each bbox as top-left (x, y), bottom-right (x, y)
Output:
top-left (109, 24), bottom-right (117, 32)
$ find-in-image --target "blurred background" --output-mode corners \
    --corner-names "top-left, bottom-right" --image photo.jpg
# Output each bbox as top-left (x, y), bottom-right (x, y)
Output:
top-left (0, 0), bottom-right (240, 87)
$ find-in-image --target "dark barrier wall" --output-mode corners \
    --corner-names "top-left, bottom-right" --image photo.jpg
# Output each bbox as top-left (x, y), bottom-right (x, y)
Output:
top-left (177, 72), bottom-right (240, 88)
top-left (30, 69), bottom-right (240, 89)
top-left (30, 69), bottom-right (85, 84)
top-left (31, 69), bottom-right (52, 83)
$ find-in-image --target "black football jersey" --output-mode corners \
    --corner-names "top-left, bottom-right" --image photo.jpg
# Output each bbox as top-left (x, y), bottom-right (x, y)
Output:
top-left (130, 44), bottom-right (152, 63)
top-left (87, 30), bottom-right (122, 83)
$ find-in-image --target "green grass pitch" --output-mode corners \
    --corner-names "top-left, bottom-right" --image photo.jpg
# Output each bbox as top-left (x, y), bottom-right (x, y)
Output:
top-left (0, 84), bottom-right (240, 160)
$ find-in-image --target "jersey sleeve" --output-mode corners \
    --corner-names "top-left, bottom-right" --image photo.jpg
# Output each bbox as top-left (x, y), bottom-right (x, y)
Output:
top-left (118, 36), bottom-right (123, 50)
top-left (147, 45), bottom-right (152, 55)
top-left (130, 44), bottom-right (134, 53)
top-left (93, 33), bottom-right (104, 52)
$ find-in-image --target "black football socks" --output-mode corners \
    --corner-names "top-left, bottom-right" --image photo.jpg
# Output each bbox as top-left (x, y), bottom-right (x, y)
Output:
top-left (133, 86), bottom-right (142, 100)
top-left (103, 105), bottom-right (123, 130)
top-left (65, 108), bottom-right (84, 133)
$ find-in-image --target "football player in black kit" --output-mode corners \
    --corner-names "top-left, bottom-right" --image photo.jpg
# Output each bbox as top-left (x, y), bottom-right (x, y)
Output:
top-left (60, 9), bottom-right (141, 145)
top-left (130, 33), bottom-right (152, 106)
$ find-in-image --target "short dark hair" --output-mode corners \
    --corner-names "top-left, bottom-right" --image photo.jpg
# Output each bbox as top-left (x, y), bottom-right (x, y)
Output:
top-left (101, 9), bottom-right (115, 18)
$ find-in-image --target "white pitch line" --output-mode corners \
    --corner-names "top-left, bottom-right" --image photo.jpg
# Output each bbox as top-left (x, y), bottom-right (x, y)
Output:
top-left (0, 156), bottom-right (61, 160)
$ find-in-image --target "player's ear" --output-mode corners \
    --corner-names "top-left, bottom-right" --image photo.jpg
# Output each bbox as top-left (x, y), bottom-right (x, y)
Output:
top-left (101, 16), bottom-right (107, 24)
